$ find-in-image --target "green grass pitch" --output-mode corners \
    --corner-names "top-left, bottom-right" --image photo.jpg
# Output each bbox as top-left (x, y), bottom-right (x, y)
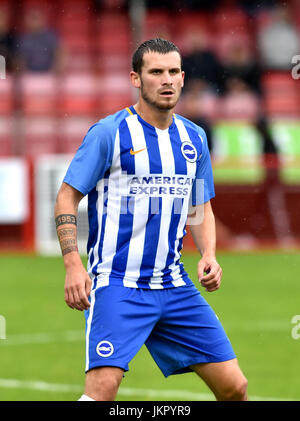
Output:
top-left (0, 251), bottom-right (299, 401)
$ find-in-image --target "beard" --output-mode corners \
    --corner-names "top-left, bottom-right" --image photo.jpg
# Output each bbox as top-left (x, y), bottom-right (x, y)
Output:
top-left (140, 80), bottom-right (181, 111)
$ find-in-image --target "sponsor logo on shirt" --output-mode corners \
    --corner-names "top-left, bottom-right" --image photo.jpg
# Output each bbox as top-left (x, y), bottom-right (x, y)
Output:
top-left (130, 147), bottom-right (147, 155)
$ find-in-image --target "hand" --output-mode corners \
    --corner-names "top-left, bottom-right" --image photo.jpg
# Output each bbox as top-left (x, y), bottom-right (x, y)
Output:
top-left (64, 265), bottom-right (92, 311)
top-left (198, 257), bottom-right (222, 292)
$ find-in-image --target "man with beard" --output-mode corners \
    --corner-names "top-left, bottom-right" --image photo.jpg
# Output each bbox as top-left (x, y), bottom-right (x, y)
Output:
top-left (54, 38), bottom-right (247, 401)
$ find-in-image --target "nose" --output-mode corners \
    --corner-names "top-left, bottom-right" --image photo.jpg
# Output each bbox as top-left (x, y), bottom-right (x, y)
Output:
top-left (162, 71), bottom-right (173, 86)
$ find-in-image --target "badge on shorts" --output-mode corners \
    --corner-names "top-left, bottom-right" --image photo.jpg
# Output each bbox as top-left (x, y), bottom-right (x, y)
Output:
top-left (96, 340), bottom-right (114, 357)
top-left (181, 142), bottom-right (198, 163)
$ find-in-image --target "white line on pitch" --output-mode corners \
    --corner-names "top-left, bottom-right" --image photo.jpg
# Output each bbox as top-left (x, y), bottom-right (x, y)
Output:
top-left (0, 378), bottom-right (294, 401)
top-left (0, 320), bottom-right (289, 347)
top-left (0, 330), bottom-right (84, 346)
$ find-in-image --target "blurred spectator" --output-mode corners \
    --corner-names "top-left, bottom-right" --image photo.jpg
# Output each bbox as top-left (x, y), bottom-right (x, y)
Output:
top-left (221, 77), bottom-right (260, 121)
top-left (222, 41), bottom-right (262, 96)
top-left (16, 9), bottom-right (62, 72)
top-left (181, 79), bottom-right (218, 148)
top-left (0, 8), bottom-right (17, 72)
top-left (257, 4), bottom-right (300, 70)
top-left (182, 29), bottom-right (224, 94)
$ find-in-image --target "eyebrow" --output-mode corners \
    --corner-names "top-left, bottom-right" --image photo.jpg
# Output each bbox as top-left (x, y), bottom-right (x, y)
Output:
top-left (148, 67), bottom-right (181, 73)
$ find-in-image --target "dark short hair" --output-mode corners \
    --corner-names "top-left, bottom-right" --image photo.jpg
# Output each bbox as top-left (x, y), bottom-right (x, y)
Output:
top-left (132, 38), bottom-right (182, 74)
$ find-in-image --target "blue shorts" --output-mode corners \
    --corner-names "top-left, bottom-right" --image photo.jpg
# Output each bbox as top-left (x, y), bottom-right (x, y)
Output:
top-left (84, 284), bottom-right (236, 377)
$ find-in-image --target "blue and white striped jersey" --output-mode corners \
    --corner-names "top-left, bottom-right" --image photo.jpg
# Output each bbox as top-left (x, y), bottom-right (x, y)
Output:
top-left (64, 106), bottom-right (215, 290)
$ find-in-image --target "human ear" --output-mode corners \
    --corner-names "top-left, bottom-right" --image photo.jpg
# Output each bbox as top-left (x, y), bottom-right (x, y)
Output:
top-left (130, 71), bottom-right (141, 89)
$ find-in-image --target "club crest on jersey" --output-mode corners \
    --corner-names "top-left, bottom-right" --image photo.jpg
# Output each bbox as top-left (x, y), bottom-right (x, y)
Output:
top-left (96, 340), bottom-right (114, 357)
top-left (181, 142), bottom-right (198, 163)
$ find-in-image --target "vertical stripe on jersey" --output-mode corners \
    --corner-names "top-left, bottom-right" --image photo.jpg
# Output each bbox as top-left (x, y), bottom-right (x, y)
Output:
top-left (110, 195), bottom-right (135, 282)
top-left (109, 119), bottom-right (135, 285)
top-left (162, 124), bottom-right (188, 286)
top-left (172, 119), bottom-right (198, 283)
top-left (123, 115), bottom-right (150, 287)
top-left (119, 118), bottom-right (135, 175)
top-left (169, 124), bottom-right (187, 175)
top-left (88, 177), bottom-right (107, 288)
top-left (137, 122), bottom-right (163, 285)
top-left (147, 128), bottom-right (179, 287)
top-left (140, 117), bottom-right (162, 173)
top-left (95, 129), bottom-right (126, 287)
top-left (163, 197), bottom-right (184, 277)
top-left (94, 178), bottom-right (108, 272)
top-left (166, 196), bottom-right (190, 287)
top-left (174, 117), bottom-right (197, 177)
top-left (86, 186), bottom-right (99, 277)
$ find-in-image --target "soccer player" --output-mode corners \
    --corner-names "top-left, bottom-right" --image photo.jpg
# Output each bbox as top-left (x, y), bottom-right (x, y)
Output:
top-left (54, 38), bottom-right (248, 401)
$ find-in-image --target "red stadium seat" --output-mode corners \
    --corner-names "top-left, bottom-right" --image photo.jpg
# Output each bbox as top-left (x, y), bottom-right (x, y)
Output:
top-left (96, 53), bottom-right (130, 73)
top-left (262, 72), bottom-right (300, 117)
top-left (172, 12), bottom-right (211, 53)
top-left (95, 31), bottom-right (131, 55)
top-left (96, 72), bottom-right (133, 114)
top-left (57, 17), bottom-right (91, 37)
top-left (19, 73), bottom-right (58, 116)
top-left (94, 12), bottom-right (130, 31)
top-left (264, 95), bottom-right (300, 118)
top-left (0, 117), bottom-right (13, 156)
top-left (174, 11), bottom-right (209, 31)
top-left (98, 73), bottom-right (132, 96)
top-left (58, 73), bottom-right (98, 115)
top-left (56, 6), bottom-right (92, 36)
top-left (21, 0), bottom-right (56, 28)
top-left (58, 116), bottom-right (96, 154)
top-left (94, 14), bottom-right (131, 55)
top-left (262, 72), bottom-right (297, 91)
top-left (21, 117), bottom-right (58, 157)
top-left (211, 7), bottom-right (249, 32)
top-left (0, 0), bottom-right (11, 12)
top-left (0, 75), bottom-right (14, 116)
top-left (61, 32), bottom-right (95, 55)
top-left (142, 10), bottom-right (172, 42)
top-left (97, 94), bottom-right (133, 117)
top-left (58, 0), bottom-right (91, 14)
top-left (64, 52), bottom-right (94, 73)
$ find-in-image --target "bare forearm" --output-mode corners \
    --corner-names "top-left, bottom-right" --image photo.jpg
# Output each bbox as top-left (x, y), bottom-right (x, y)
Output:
top-left (54, 183), bottom-right (83, 265)
top-left (55, 214), bottom-right (78, 256)
top-left (190, 201), bottom-right (216, 258)
top-left (54, 183), bottom-right (91, 311)
top-left (190, 201), bottom-right (222, 292)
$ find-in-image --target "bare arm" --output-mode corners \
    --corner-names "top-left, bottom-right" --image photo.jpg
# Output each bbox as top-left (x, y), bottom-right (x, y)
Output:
top-left (189, 201), bottom-right (222, 292)
top-left (54, 182), bottom-right (91, 311)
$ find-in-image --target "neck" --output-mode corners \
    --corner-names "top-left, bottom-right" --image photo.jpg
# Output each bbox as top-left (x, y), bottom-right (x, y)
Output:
top-left (134, 100), bottom-right (174, 130)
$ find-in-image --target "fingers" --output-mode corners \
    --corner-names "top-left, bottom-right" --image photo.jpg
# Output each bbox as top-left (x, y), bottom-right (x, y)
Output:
top-left (65, 277), bottom-right (91, 311)
top-left (198, 260), bottom-right (222, 293)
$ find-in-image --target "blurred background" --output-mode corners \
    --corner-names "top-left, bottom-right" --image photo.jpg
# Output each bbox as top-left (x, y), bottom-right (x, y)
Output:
top-left (0, 0), bottom-right (300, 254)
top-left (1, 0), bottom-right (300, 402)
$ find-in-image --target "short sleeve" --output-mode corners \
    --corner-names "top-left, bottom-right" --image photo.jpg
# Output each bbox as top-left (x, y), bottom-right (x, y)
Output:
top-left (191, 128), bottom-right (215, 205)
top-left (63, 122), bottom-right (114, 196)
